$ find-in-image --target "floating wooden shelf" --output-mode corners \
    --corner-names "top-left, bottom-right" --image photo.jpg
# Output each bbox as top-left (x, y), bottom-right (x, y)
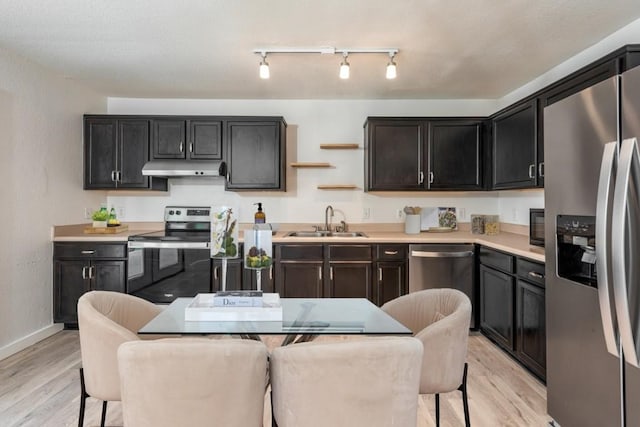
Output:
top-left (317, 184), bottom-right (358, 190)
top-left (320, 143), bottom-right (359, 149)
top-left (290, 162), bottom-right (332, 168)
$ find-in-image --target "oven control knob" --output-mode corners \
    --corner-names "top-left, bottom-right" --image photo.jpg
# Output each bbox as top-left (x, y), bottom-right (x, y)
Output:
top-left (176, 210), bottom-right (182, 215)
top-left (168, 210), bottom-right (174, 215)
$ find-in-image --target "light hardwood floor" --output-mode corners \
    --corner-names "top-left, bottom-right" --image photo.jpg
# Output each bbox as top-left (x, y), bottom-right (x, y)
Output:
top-left (0, 331), bottom-right (550, 426)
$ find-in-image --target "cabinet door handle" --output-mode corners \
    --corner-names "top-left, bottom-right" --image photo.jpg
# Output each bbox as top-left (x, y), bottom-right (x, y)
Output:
top-left (179, 141), bottom-right (184, 153)
top-left (330, 267), bottom-right (334, 281)
top-left (538, 162), bottom-right (545, 177)
top-left (318, 266), bottom-right (322, 281)
top-left (269, 266), bottom-right (273, 280)
top-left (116, 171), bottom-right (122, 182)
top-left (89, 266), bottom-right (95, 279)
top-left (214, 266), bottom-right (219, 280)
top-left (81, 266), bottom-right (87, 280)
top-left (111, 171), bottom-right (117, 182)
top-left (528, 271), bottom-right (544, 279)
top-left (378, 267), bottom-right (383, 282)
top-left (189, 142), bottom-right (194, 153)
top-left (418, 171), bottom-right (424, 184)
top-left (384, 250), bottom-right (398, 255)
top-left (81, 250), bottom-right (96, 255)
top-left (529, 164), bottom-right (536, 179)
top-left (429, 171), bottom-right (434, 184)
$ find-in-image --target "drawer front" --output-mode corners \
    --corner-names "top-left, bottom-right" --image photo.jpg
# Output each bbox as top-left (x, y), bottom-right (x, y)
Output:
top-left (516, 258), bottom-right (545, 287)
top-left (479, 246), bottom-right (514, 273)
top-left (277, 244), bottom-right (324, 261)
top-left (54, 242), bottom-right (127, 259)
top-left (376, 244), bottom-right (407, 261)
top-left (328, 245), bottom-right (372, 261)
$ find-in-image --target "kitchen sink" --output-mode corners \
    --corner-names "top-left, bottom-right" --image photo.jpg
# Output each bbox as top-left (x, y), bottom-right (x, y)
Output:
top-left (285, 231), bottom-right (368, 238)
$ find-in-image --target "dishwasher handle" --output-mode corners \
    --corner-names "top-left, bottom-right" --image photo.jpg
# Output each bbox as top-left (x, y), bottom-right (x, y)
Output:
top-left (410, 250), bottom-right (474, 258)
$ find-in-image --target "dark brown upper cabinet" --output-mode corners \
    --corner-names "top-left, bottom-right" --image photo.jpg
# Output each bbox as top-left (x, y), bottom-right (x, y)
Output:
top-left (225, 118), bottom-right (286, 191)
top-left (151, 119), bottom-right (222, 160)
top-left (365, 117), bottom-right (484, 191)
top-left (428, 121), bottom-right (483, 190)
top-left (491, 100), bottom-right (538, 190)
top-left (84, 116), bottom-right (167, 191)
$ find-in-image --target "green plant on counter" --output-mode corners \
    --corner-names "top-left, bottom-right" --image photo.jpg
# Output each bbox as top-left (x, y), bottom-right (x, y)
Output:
top-left (213, 210), bottom-right (237, 257)
top-left (91, 210), bottom-right (109, 221)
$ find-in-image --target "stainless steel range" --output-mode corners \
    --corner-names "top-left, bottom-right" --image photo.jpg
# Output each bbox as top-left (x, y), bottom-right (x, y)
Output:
top-left (127, 206), bottom-right (212, 303)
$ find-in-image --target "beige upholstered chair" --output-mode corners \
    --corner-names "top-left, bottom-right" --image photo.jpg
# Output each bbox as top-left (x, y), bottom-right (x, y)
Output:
top-left (270, 336), bottom-right (423, 427)
top-left (118, 338), bottom-right (269, 427)
top-left (382, 288), bottom-right (472, 427)
top-left (77, 290), bottom-right (163, 427)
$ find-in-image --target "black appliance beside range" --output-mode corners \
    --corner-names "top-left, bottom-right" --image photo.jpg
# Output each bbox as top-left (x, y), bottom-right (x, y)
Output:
top-left (127, 206), bottom-right (212, 304)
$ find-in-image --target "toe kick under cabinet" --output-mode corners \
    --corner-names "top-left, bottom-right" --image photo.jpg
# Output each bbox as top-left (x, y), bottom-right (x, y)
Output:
top-left (479, 246), bottom-right (546, 381)
top-left (53, 242), bottom-right (127, 326)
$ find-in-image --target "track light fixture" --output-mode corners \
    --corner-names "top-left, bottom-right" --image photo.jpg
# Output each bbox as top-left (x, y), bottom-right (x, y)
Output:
top-left (386, 53), bottom-right (397, 79)
top-left (339, 52), bottom-right (350, 79)
top-left (259, 52), bottom-right (269, 79)
top-left (253, 47), bottom-right (399, 80)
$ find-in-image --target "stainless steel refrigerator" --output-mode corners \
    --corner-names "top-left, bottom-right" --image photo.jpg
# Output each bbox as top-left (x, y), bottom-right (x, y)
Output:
top-left (544, 64), bottom-right (640, 426)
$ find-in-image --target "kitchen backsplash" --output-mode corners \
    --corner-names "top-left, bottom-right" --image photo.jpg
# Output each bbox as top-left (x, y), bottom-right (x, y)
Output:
top-left (106, 182), bottom-right (543, 226)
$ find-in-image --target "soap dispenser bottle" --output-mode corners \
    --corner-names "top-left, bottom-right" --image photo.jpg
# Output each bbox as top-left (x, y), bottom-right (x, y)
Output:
top-left (254, 203), bottom-right (266, 224)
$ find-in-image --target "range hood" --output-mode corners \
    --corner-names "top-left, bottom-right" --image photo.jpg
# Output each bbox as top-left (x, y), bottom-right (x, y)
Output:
top-left (142, 160), bottom-right (226, 177)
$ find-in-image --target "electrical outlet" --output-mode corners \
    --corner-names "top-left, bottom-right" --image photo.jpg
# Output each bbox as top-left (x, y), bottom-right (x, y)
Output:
top-left (84, 208), bottom-right (92, 219)
top-left (396, 209), bottom-right (403, 219)
top-left (118, 207), bottom-right (125, 218)
top-left (459, 208), bottom-right (466, 220)
top-left (362, 207), bottom-right (371, 220)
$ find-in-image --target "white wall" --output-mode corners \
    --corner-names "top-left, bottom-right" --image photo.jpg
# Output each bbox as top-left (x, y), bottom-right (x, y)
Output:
top-left (0, 46), bottom-right (107, 356)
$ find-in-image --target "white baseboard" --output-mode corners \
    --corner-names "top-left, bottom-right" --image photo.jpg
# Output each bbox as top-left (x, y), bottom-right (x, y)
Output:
top-left (0, 323), bottom-right (65, 361)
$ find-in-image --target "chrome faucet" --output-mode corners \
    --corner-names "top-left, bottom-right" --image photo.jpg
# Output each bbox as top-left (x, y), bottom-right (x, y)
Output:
top-left (325, 205), bottom-right (334, 232)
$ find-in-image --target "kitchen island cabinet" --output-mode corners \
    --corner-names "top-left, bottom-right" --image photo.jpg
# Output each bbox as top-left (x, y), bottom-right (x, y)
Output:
top-left (53, 242), bottom-right (127, 326)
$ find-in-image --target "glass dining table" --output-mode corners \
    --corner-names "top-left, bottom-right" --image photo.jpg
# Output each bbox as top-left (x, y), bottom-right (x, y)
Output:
top-left (139, 297), bottom-right (412, 345)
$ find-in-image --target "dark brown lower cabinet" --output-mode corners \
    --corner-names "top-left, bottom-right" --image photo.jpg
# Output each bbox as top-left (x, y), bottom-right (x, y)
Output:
top-left (374, 244), bottom-right (408, 306)
top-left (212, 258), bottom-right (244, 292)
top-left (53, 243), bottom-right (127, 326)
top-left (329, 263), bottom-right (372, 300)
top-left (276, 263), bottom-right (324, 298)
top-left (479, 264), bottom-right (515, 351)
top-left (516, 279), bottom-right (546, 379)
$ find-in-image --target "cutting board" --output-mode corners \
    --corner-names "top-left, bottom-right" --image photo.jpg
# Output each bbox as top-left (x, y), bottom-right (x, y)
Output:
top-left (83, 224), bottom-right (129, 234)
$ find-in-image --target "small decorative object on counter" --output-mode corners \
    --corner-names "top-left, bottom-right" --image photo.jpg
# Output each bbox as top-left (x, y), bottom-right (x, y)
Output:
top-left (107, 207), bottom-right (120, 227)
top-left (485, 215), bottom-right (500, 235)
top-left (438, 207), bottom-right (458, 230)
top-left (211, 206), bottom-right (239, 258)
top-left (471, 215), bottom-right (485, 234)
top-left (244, 224), bottom-right (273, 269)
top-left (405, 214), bottom-right (421, 234)
top-left (254, 202), bottom-right (266, 224)
top-left (91, 207), bottom-right (109, 228)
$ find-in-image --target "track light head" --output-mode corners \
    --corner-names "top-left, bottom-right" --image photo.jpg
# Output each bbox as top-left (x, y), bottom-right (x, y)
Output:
top-left (339, 52), bottom-right (350, 79)
top-left (259, 53), bottom-right (270, 79)
top-left (386, 54), bottom-right (397, 79)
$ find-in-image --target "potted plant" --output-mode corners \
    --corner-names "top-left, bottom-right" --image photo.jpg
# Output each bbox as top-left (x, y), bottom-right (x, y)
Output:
top-left (91, 209), bottom-right (109, 228)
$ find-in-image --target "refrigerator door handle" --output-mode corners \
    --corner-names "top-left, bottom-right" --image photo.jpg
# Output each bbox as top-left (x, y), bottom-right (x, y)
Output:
top-left (596, 141), bottom-right (620, 357)
top-left (612, 137), bottom-right (640, 367)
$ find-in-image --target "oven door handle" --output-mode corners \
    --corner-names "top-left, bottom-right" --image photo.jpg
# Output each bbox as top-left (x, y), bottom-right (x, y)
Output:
top-left (128, 241), bottom-right (210, 250)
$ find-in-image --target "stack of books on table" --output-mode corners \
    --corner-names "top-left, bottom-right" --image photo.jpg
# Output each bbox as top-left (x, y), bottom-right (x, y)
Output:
top-left (185, 292), bottom-right (282, 321)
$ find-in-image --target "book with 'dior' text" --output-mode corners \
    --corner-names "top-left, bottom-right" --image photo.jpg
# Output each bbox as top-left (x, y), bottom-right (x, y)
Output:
top-left (185, 293), bottom-right (282, 322)
top-left (213, 290), bottom-right (263, 307)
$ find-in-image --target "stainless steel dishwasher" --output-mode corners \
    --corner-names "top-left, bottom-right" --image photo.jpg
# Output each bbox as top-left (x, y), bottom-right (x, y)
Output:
top-left (409, 244), bottom-right (476, 328)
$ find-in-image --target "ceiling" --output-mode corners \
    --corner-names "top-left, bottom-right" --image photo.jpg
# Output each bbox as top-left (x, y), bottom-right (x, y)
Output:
top-left (1, 0), bottom-right (639, 99)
